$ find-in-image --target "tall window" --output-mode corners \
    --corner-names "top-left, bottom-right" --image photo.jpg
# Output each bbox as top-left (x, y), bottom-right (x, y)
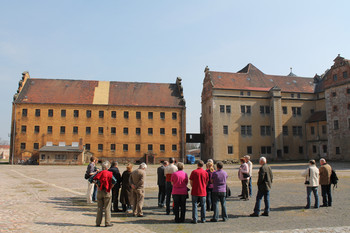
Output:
top-left (123, 127), bottom-right (128, 135)
top-left (34, 143), bottom-right (39, 150)
top-left (228, 146), bottom-right (233, 154)
top-left (22, 109), bottom-right (27, 117)
top-left (111, 127), bottom-right (116, 135)
top-left (172, 112), bottom-right (177, 120)
top-left (35, 109), bottom-right (40, 117)
top-left (311, 126), bottom-right (315, 135)
top-left (292, 126), bottom-right (303, 136)
top-left (85, 144), bottom-right (90, 150)
top-left (123, 144), bottom-right (128, 151)
top-left (136, 112), bottom-right (141, 119)
top-left (247, 146), bottom-right (252, 154)
top-left (34, 126), bottom-right (40, 133)
top-left (99, 111), bottom-right (104, 118)
top-left (148, 144), bottom-right (153, 151)
top-left (333, 74), bottom-right (337, 81)
top-left (61, 109), bottom-right (66, 117)
top-left (60, 126), bottom-right (65, 134)
top-left (124, 111), bottom-right (129, 119)
top-left (343, 71), bottom-right (348, 78)
top-left (226, 105), bottom-right (231, 113)
top-left (86, 110), bottom-right (91, 118)
top-left (160, 144), bottom-right (165, 151)
top-left (283, 126), bottom-right (288, 136)
top-left (47, 126), bottom-right (52, 134)
top-left (292, 107), bottom-right (301, 116)
top-left (160, 128), bottom-right (165, 135)
top-left (172, 144), bottom-right (177, 151)
top-left (282, 106), bottom-right (287, 114)
top-left (148, 112), bottom-right (153, 119)
top-left (334, 120), bottom-right (339, 130)
top-left (260, 126), bottom-right (271, 136)
top-left (111, 111), bottom-right (116, 118)
top-left (160, 112), bottom-right (165, 119)
top-left (148, 128), bottom-right (153, 135)
top-left (74, 110), bottom-right (79, 118)
top-left (136, 128), bottom-right (141, 135)
top-left (86, 127), bottom-right (91, 134)
top-left (223, 125), bottom-right (228, 135)
top-left (284, 146), bottom-right (289, 154)
top-left (21, 125), bottom-right (26, 133)
top-left (322, 125), bottom-right (327, 134)
top-left (135, 144), bottom-right (140, 152)
top-left (48, 109), bottom-right (53, 117)
top-left (172, 128), bottom-right (177, 135)
top-left (241, 105), bottom-right (251, 114)
top-left (111, 144), bottom-right (116, 151)
top-left (98, 127), bottom-right (104, 134)
top-left (260, 106), bottom-right (270, 114)
top-left (299, 146), bottom-right (303, 154)
top-left (241, 125), bottom-right (252, 136)
top-left (73, 126), bottom-right (78, 134)
top-left (98, 144), bottom-right (103, 151)
top-left (336, 147), bottom-right (340, 155)
top-left (312, 145), bottom-right (317, 153)
top-left (220, 105), bottom-right (225, 113)
top-left (21, 143), bottom-right (26, 150)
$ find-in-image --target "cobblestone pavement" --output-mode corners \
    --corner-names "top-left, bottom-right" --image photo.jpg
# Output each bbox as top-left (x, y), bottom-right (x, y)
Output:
top-left (0, 162), bottom-right (350, 233)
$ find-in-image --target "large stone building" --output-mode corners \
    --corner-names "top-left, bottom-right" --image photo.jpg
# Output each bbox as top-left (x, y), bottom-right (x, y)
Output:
top-left (10, 72), bottom-right (186, 165)
top-left (201, 55), bottom-right (350, 162)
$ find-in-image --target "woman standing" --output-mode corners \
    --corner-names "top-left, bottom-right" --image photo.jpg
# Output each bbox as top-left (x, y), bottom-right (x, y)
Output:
top-left (171, 162), bottom-right (188, 223)
top-left (120, 163), bottom-right (133, 212)
top-left (206, 161), bottom-right (215, 211)
top-left (238, 157), bottom-right (250, 201)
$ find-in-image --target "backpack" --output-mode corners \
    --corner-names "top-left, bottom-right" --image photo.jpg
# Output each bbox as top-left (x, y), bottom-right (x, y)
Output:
top-left (330, 170), bottom-right (338, 189)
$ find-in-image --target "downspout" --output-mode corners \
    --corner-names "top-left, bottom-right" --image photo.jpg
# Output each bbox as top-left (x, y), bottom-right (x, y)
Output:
top-left (11, 103), bottom-right (16, 165)
top-left (181, 107), bottom-right (185, 163)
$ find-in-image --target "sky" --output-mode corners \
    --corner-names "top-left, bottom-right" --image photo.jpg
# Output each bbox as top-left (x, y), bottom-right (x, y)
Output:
top-left (0, 0), bottom-right (349, 142)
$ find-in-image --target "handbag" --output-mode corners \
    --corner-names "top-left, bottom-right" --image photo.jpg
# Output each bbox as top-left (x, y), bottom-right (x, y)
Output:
top-left (243, 173), bottom-right (250, 178)
top-left (304, 168), bottom-right (310, 185)
top-left (226, 186), bottom-right (231, 197)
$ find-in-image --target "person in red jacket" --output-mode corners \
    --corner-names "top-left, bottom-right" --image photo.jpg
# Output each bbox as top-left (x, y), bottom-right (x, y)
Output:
top-left (93, 161), bottom-right (116, 227)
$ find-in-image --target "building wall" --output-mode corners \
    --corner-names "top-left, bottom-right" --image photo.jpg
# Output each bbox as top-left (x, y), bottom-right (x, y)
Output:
top-left (11, 103), bottom-right (185, 164)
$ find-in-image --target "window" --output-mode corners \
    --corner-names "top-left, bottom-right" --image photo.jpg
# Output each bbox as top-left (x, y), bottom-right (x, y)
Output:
top-left (60, 126), bottom-right (65, 134)
top-left (111, 144), bottom-right (116, 151)
top-left (260, 126), bottom-right (271, 136)
top-left (35, 109), bottom-right (40, 117)
top-left (86, 127), bottom-right (91, 134)
top-left (261, 146), bottom-right (272, 154)
top-left (343, 71), bottom-right (348, 79)
top-left (61, 109), bottom-right (66, 117)
top-left (160, 112), bottom-right (165, 119)
top-left (48, 109), bottom-right (53, 117)
top-left (240, 91), bottom-right (244, 96)
top-left (34, 126), bottom-right (40, 133)
top-left (336, 147), bottom-right (340, 155)
top-left (98, 144), bottom-right (103, 151)
top-left (74, 110), bottom-right (79, 118)
top-left (332, 92), bottom-right (336, 97)
top-left (241, 125), bottom-right (252, 136)
top-left (247, 146), bottom-right (252, 154)
top-left (292, 126), bottom-right (303, 136)
top-left (160, 144), bottom-right (165, 151)
top-left (41, 154), bottom-right (45, 160)
top-left (136, 111), bottom-right (141, 119)
top-left (123, 127), bottom-right (128, 135)
top-left (333, 106), bottom-right (338, 112)
top-left (22, 109), bottom-right (27, 117)
top-left (220, 105), bottom-right (225, 113)
top-left (172, 112), bottom-right (177, 120)
top-left (148, 128), bottom-right (153, 135)
top-left (292, 107), bottom-right (301, 116)
top-left (148, 144), bottom-right (153, 151)
top-left (260, 106), bottom-right (270, 114)
top-left (299, 146), bottom-right (303, 154)
top-left (98, 127), bottom-right (104, 134)
top-left (283, 126), bottom-right (288, 136)
top-left (323, 145), bottom-right (327, 153)
top-left (241, 105), bottom-right (251, 114)
top-left (21, 143), bottom-right (26, 150)
top-left (148, 112), bottom-right (153, 119)
top-left (86, 110), bottom-right (91, 118)
top-left (111, 127), bottom-right (116, 135)
top-left (99, 111), bottom-right (104, 118)
top-left (247, 91), bottom-right (251, 96)
top-left (73, 126), bottom-right (78, 134)
top-left (226, 105), bottom-right (231, 113)
top-left (172, 128), bottom-right (177, 135)
top-left (291, 93), bottom-right (294, 98)
top-left (47, 126), bottom-right (52, 134)
top-left (297, 93), bottom-right (301, 99)
top-left (322, 125), bottom-right (327, 134)
top-left (111, 111), bottom-right (116, 118)
top-left (135, 144), bottom-right (140, 152)
top-left (333, 74), bottom-right (337, 81)
top-left (55, 154), bottom-right (67, 160)
top-left (334, 120), bottom-right (339, 130)
top-left (311, 126), bottom-right (315, 135)
top-left (160, 128), bottom-right (165, 135)
top-left (136, 128), bottom-right (141, 135)
top-left (313, 145), bottom-right (317, 153)
top-left (21, 125), bottom-right (26, 133)
top-left (172, 144), bottom-right (177, 151)
top-left (347, 89), bottom-right (350, 94)
top-left (223, 125), bottom-right (228, 134)
top-left (34, 143), bottom-right (39, 150)
top-left (124, 111), bottom-right (129, 119)
top-left (284, 146), bottom-right (289, 154)
top-left (282, 106), bottom-right (287, 114)
top-left (228, 146), bottom-right (233, 154)
top-left (73, 155), bottom-right (78, 160)
top-left (85, 144), bottom-right (90, 150)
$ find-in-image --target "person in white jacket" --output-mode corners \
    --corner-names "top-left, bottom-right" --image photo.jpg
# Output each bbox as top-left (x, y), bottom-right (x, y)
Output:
top-left (301, 160), bottom-right (319, 209)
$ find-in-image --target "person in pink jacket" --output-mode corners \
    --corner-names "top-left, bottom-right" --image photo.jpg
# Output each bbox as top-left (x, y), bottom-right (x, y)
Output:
top-left (171, 162), bottom-right (188, 223)
top-left (238, 157), bottom-right (250, 201)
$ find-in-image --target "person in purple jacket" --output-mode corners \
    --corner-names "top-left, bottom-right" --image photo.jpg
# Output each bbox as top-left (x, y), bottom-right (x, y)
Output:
top-left (210, 162), bottom-right (228, 222)
top-left (171, 162), bottom-right (188, 223)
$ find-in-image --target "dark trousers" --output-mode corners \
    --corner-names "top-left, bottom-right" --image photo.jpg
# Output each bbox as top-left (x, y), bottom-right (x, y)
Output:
top-left (166, 181), bottom-right (173, 214)
top-left (158, 185), bottom-right (166, 207)
top-left (92, 184), bottom-right (97, 201)
top-left (241, 180), bottom-right (249, 199)
top-left (173, 194), bottom-right (186, 223)
top-left (248, 177), bottom-right (252, 197)
top-left (253, 190), bottom-right (270, 214)
top-left (321, 184), bottom-right (332, 206)
top-left (111, 186), bottom-right (120, 211)
top-left (206, 188), bottom-right (213, 211)
top-left (212, 192), bottom-right (227, 221)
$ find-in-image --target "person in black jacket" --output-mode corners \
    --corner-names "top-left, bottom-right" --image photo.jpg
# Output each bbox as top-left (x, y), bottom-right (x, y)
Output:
top-left (157, 161), bottom-right (168, 207)
top-left (250, 157), bottom-right (273, 217)
top-left (108, 161), bottom-right (122, 212)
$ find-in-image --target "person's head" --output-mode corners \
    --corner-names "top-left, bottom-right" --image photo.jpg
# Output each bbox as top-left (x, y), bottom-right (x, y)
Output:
top-left (139, 163), bottom-right (147, 170)
top-left (111, 161), bottom-right (118, 168)
top-left (244, 155), bottom-right (250, 162)
top-left (177, 162), bottom-right (184, 171)
top-left (320, 158), bottom-right (326, 165)
top-left (163, 161), bottom-right (169, 166)
top-left (309, 160), bottom-right (316, 165)
top-left (259, 157), bottom-right (267, 165)
top-left (101, 161), bottom-right (110, 170)
top-left (207, 159), bottom-right (213, 164)
top-left (206, 161), bottom-right (214, 172)
top-left (126, 163), bottom-right (133, 172)
top-left (197, 160), bottom-right (204, 168)
top-left (216, 162), bottom-right (223, 170)
top-left (169, 157), bottom-right (175, 164)
top-left (90, 156), bottom-right (97, 163)
top-left (240, 158), bottom-right (246, 164)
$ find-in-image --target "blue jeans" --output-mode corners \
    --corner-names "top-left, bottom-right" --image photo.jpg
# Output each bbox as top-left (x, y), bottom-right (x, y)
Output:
top-left (306, 187), bottom-right (319, 208)
top-left (253, 190), bottom-right (270, 214)
top-left (321, 184), bottom-right (332, 206)
top-left (192, 195), bottom-right (206, 222)
top-left (165, 182), bottom-right (173, 214)
top-left (248, 177), bottom-right (252, 197)
top-left (212, 192), bottom-right (227, 221)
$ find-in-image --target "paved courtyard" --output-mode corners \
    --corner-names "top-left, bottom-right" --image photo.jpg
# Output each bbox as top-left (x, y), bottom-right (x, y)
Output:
top-left (0, 162), bottom-right (350, 233)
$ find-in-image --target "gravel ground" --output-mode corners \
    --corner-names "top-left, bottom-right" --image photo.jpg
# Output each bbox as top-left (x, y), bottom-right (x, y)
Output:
top-left (0, 162), bottom-right (349, 233)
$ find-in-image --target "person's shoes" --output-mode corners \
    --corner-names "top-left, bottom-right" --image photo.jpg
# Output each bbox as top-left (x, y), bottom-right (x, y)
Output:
top-left (222, 218), bottom-right (228, 222)
top-left (95, 224), bottom-right (100, 227)
top-left (261, 212), bottom-right (269, 216)
top-left (191, 220), bottom-right (197, 224)
top-left (328, 204), bottom-right (332, 207)
top-left (314, 206), bottom-right (319, 209)
top-left (201, 220), bottom-right (206, 223)
top-left (137, 214), bottom-right (144, 217)
top-left (210, 219), bottom-right (218, 222)
top-left (238, 194), bottom-right (243, 197)
top-left (249, 213), bottom-right (259, 217)
top-left (105, 224), bottom-right (113, 227)
top-left (320, 204), bottom-right (328, 207)
top-left (240, 197), bottom-right (245, 199)
top-left (244, 198), bottom-right (249, 201)
top-left (166, 212), bottom-right (170, 215)
top-left (304, 206), bottom-right (310, 209)
top-left (115, 209), bottom-right (123, 212)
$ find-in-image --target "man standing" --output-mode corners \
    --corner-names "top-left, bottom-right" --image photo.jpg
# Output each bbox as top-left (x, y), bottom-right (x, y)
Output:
top-left (164, 158), bottom-right (178, 215)
top-left (157, 161), bottom-right (167, 208)
top-left (210, 162), bottom-right (228, 222)
top-left (190, 160), bottom-right (209, 224)
top-left (250, 157), bottom-right (273, 217)
top-left (86, 157), bottom-right (98, 204)
top-left (108, 161), bottom-right (122, 212)
top-left (244, 155), bottom-right (253, 198)
top-left (319, 158), bottom-right (332, 207)
top-left (129, 163), bottom-right (147, 217)
top-left (302, 160), bottom-right (319, 209)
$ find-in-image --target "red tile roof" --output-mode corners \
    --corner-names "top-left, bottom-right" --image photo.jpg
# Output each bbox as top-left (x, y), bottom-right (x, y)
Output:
top-left (15, 79), bottom-right (184, 108)
top-left (209, 64), bottom-right (316, 93)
